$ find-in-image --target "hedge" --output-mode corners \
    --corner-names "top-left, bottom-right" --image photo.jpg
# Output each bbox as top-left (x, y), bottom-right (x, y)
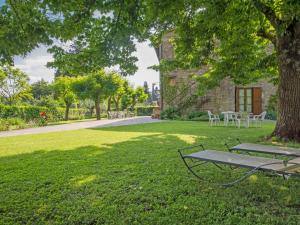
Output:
top-left (135, 106), bottom-right (159, 116)
top-left (0, 104), bottom-right (92, 122)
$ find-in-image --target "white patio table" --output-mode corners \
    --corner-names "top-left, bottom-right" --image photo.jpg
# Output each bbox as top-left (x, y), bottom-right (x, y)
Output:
top-left (221, 111), bottom-right (236, 126)
top-left (221, 111), bottom-right (251, 128)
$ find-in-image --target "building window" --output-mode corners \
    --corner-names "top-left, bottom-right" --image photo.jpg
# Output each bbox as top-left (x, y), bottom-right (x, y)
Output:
top-left (235, 87), bottom-right (262, 114)
top-left (238, 88), bottom-right (252, 112)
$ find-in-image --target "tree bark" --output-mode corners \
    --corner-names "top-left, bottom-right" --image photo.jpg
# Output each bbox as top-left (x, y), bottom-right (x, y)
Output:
top-left (107, 96), bottom-right (111, 112)
top-left (273, 22), bottom-right (300, 141)
top-left (95, 95), bottom-right (101, 120)
top-left (65, 104), bottom-right (70, 121)
top-left (113, 96), bottom-right (120, 111)
top-left (89, 106), bottom-right (94, 117)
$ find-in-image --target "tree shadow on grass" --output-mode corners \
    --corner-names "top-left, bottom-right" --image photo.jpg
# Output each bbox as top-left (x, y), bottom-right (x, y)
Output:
top-left (91, 120), bottom-right (276, 140)
top-left (0, 133), bottom-right (299, 225)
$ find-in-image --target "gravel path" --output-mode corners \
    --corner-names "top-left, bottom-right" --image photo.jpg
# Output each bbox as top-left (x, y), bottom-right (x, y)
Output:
top-left (0, 116), bottom-right (161, 137)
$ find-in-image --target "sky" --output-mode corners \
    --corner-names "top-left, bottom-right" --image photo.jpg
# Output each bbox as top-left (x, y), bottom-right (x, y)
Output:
top-left (14, 42), bottom-right (160, 88)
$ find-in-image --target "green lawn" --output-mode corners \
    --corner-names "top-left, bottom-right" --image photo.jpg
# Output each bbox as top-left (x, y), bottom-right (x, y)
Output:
top-left (0, 121), bottom-right (299, 225)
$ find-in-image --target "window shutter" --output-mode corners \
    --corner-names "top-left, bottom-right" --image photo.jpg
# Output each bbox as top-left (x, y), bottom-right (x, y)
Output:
top-left (252, 87), bottom-right (262, 114)
top-left (235, 88), bottom-right (239, 112)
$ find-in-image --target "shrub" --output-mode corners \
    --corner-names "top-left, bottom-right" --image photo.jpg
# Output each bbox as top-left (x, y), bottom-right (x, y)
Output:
top-left (7, 118), bottom-right (26, 127)
top-left (266, 111), bottom-right (277, 120)
top-left (187, 111), bottom-right (207, 120)
top-left (0, 118), bottom-right (26, 131)
top-left (267, 94), bottom-right (278, 112)
top-left (135, 106), bottom-right (159, 116)
top-left (0, 119), bottom-right (9, 131)
top-left (160, 107), bottom-right (181, 120)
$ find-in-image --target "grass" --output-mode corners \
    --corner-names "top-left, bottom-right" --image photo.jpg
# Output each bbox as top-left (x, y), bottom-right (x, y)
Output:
top-left (0, 121), bottom-right (299, 224)
top-left (47, 118), bottom-right (99, 126)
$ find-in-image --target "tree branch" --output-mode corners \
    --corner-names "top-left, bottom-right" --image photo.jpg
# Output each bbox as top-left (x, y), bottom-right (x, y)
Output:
top-left (8, 0), bottom-right (25, 31)
top-left (252, 0), bottom-right (282, 29)
top-left (257, 28), bottom-right (276, 45)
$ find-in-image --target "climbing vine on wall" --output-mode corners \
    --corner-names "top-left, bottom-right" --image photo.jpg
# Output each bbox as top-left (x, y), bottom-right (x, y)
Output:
top-left (162, 75), bottom-right (209, 114)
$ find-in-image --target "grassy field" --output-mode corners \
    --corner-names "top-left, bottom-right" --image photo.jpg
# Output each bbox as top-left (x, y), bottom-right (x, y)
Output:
top-left (0, 121), bottom-right (299, 224)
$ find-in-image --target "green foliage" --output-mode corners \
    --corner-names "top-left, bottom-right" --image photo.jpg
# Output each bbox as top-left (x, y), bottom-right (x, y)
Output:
top-left (0, 118), bottom-right (26, 131)
top-left (0, 65), bottom-right (32, 104)
top-left (53, 76), bottom-right (77, 107)
top-left (53, 76), bottom-right (77, 120)
top-left (0, 104), bottom-right (58, 122)
top-left (267, 93), bottom-right (278, 112)
top-left (187, 111), bottom-right (209, 121)
top-left (121, 81), bottom-right (135, 110)
top-left (160, 107), bottom-right (181, 120)
top-left (72, 69), bottom-right (110, 119)
top-left (72, 70), bottom-right (113, 101)
top-left (266, 111), bottom-right (277, 120)
top-left (132, 86), bottom-right (148, 107)
top-left (135, 106), bottom-right (158, 116)
top-left (0, 121), bottom-right (299, 224)
top-left (31, 79), bottom-right (53, 99)
top-left (107, 72), bottom-right (126, 110)
top-left (35, 96), bottom-right (60, 109)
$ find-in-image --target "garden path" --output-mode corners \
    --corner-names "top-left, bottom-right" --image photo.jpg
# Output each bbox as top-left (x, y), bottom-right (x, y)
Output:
top-left (0, 116), bottom-right (161, 137)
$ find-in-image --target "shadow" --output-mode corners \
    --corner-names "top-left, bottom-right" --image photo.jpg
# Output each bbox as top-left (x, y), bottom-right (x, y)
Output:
top-left (0, 131), bottom-right (299, 224)
top-left (89, 120), bottom-right (281, 150)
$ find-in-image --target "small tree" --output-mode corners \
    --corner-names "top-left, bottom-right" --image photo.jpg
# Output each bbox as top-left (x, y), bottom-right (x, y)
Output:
top-left (121, 84), bottom-right (148, 110)
top-left (0, 65), bottom-right (32, 105)
top-left (72, 70), bottom-right (109, 120)
top-left (121, 81), bottom-right (134, 110)
top-left (131, 86), bottom-right (148, 108)
top-left (53, 77), bottom-right (77, 120)
top-left (109, 72), bottom-right (125, 111)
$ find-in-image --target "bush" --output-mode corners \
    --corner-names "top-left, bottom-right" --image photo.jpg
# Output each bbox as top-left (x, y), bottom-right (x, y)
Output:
top-left (0, 104), bottom-right (46, 121)
top-left (135, 106), bottom-right (159, 116)
top-left (160, 107), bottom-right (181, 120)
top-left (189, 115), bottom-right (209, 121)
top-left (0, 118), bottom-right (26, 131)
top-left (0, 104), bottom-right (93, 122)
top-left (266, 111), bottom-right (277, 120)
top-left (187, 111), bottom-right (207, 120)
top-left (0, 119), bottom-right (9, 131)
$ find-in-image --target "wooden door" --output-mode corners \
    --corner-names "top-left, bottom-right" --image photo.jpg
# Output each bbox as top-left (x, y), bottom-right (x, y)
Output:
top-left (252, 87), bottom-right (262, 114)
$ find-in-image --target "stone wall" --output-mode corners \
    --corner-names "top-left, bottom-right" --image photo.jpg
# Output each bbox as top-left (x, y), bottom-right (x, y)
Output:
top-left (159, 33), bottom-right (277, 114)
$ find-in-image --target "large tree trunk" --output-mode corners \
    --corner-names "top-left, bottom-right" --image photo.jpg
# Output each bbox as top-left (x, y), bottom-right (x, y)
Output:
top-left (273, 22), bottom-right (300, 141)
top-left (95, 95), bottom-right (101, 120)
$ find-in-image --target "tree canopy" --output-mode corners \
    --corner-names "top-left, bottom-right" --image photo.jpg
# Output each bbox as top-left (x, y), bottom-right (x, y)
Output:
top-left (0, 65), bottom-right (32, 105)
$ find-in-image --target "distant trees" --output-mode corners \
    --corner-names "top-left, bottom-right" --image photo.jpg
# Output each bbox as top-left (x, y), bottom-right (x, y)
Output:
top-left (0, 65), bottom-right (32, 105)
top-left (31, 79), bottom-right (52, 99)
top-left (0, 66), bottom-right (148, 121)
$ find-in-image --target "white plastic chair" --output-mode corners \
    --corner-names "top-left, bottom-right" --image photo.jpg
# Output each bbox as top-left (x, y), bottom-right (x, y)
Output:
top-left (234, 112), bottom-right (250, 128)
top-left (252, 111), bottom-right (267, 127)
top-left (207, 111), bottom-right (220, 126)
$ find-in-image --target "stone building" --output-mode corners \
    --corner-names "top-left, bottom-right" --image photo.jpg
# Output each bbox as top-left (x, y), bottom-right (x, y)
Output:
top-left (155, 32), bottom-right (277, 114)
